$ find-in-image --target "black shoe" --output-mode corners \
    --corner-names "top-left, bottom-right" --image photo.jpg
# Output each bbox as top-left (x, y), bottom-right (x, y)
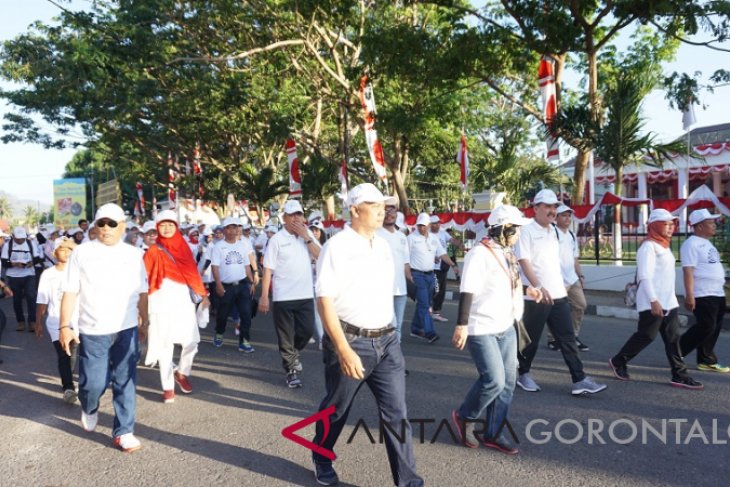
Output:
top-left (547, 340), bottom-right (560, 351)
top-left (608, 358), bottom-right (630, 381)
top-left (405, 369), bottom-right (409, 377)
top-left (426, 333), bottom-right (440, 344)
top-left (286, 370), bottom-right (303, 388)
top-left (670, 376), bottom-right (704, 390)
top-left (482, 434), bottom-right (519, 455)
top-left (576, 338), bottom-right (590, 352)
top-left (314, 462), bottom-right (339, 486)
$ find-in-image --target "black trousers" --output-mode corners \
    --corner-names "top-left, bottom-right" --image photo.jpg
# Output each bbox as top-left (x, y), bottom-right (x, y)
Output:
top-left (0, 308), bottom-right (5, 360)
top-left (8, 275), bottom-right (37, 323)
top-left (518, 298), bottom-right (585, 383)
top-left (432, 263), bottom-right (449, 313)
top-left (53, 340), bottom-right (77, 391)
top-left (680, 296), bottom-right (726, 365)
top-left (612, 308), bottom-right (688, 379)
top-left (272, 298), bottom-right (314, 371)
top-left (215, 281), bottom-right (252, 343)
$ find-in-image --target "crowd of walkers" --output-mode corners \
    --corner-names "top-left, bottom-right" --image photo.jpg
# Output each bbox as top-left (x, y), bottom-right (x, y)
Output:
top-left (0, 185), bottom-right (727, 486)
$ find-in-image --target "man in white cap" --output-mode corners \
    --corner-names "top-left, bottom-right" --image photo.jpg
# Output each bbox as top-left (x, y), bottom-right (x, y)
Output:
top-left (58, 203), bottom-right (149, 452)
top-left (210, 216), bottom-right (257, 351)
top-left (515, 189), bottom-right (606, 395)
top-left (259, 199), bottom-right (320, 388)
top-left (408, 212), bottom-right (460, 343)
top-left (545, 204), bottom-right (588, 352)
top-left (678, 209), bottom-right (729, 373)
top-left (429, 215), bottom-right (464, 322)
top-left (311, 183), bottom-right (423, 486)
top-left (609, 209), bottom-right (703, 389)
top-left (140, 221), bottom-right (158, 251)
top-left (1, 226), bottom-right (41, 332)
top-left (376, 195), bottom-right (412, 343)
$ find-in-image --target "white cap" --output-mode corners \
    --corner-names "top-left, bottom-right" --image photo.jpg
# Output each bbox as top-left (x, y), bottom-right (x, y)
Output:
top-left (556, 204), bottom-right (573, 214)
top-left (384, 195), bottom-right (399, 206)
top-left (53, 237), bottom-right (77, 252)
top-left (347, 183), bottom-right (387, 207)
top-left (309, 219), bottom-right (325, 231)
top-left (429, 215), bottom-right (440, 224)
top-left (265, 224), bottom-right (278, 234)
top-left (308, 211), bottom-right (324, 224)
top-left (12, 226), bottom-right (27, 239)
top-left (533, 189), bottom-right (559, 206)
top-left (202, 227), bottom-right (213, 236)
top-left (488, 205), bottom-right (532, 227)
top-left (67, 227), bottom-right (83, 235)
top-left (689, 209), bottom-right (722, 226)
top-left (283, 200), bottom-right (304, 214)
top-left (416, 213), bottom-right (431, 226)
top-left (142, 221), bottom-right (157, 233)
top-left (395, 212), bottom-right (406, 230)
top-left (155, 210), bottom-right (178, 224)
top-left (222, 216), bottom-right (243, 227)
top-left (647, 208), bottom-right (676, 223)
top-left (188, 226), bottom-right (200, 234)
top-left (95, 203), bottom-right (126, 222)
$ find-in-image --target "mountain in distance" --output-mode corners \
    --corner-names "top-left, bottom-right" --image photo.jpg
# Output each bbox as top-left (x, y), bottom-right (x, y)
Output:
top-left (0, 189), bottom-right (51, 217)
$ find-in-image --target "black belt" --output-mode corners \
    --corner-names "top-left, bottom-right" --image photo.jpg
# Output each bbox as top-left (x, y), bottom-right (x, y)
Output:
top-left (342, 321), bottom-right (395, 338)
top-left (223, 279), bottom-right (247, 286)
top-left (413, 270), bottom-right (434, 275)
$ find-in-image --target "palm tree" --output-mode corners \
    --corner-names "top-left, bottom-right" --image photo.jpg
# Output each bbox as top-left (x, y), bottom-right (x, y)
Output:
top-left (553, 71), bottom-right (685, 257)
top-left (0, 196), bottom-right (12, 221)
top-left (23, 205), bottom-right (39, 227)
top-left (235, 165), bottom-right (289, 225)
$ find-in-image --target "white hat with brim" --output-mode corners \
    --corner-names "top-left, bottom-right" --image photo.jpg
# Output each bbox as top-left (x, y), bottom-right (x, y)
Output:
top-left (95, 203), bottom-right (126, 222)
top-left (647, 208), bottom-right (677, 223)
top-left (533, 189), bottom-right (559, 206)
top-left (429, 215), bottom-right (440, 224)
top-left (67, 227), bottom-right (83, 235)
top-left (222, 216), bottom-right (243, 227)
top-left (309, 220), bottom-right (325, 231)
top-left (689, 209), bottom-right (722, 226)
top-left (53, 237), bottom-right (77, 252)
top-left (488, 205), bottom-right (532, 227)
top-left (283, 200), bottom-right (304, 215)
top-left (347, 183), bottom-right (387, 207)
top-left (556, 204), bottom-right (573, 214)
top-left (155, 210), bottom-right (178, 225)
top-left (12, 226), bottom-right (27, 239)
top-left (416, 213), bottom-right (431, 226)
top-left (384, 195), bottom-right (399, 206)
top-left (142, 221), bottom-right (157, 233)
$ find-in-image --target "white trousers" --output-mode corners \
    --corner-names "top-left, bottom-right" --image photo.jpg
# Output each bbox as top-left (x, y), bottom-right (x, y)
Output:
top-left (159, 342), bottom-right (198, 391)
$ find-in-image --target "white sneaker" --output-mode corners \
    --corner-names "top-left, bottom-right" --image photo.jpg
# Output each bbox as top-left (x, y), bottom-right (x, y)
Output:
top-left (516, 373), bottom-right (541, 392)
top-left (81, 410), bottom-right (98, 432)
top-left (432, 313), bottom-right (449, 322)
top-left (113, 433), bottom-right (142, 453)
top-left (571, 376), bottom-right (607, 395)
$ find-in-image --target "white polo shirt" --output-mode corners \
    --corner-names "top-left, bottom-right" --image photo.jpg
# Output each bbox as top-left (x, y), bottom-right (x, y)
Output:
top-left (636, 240), bottom-right (679, 311)
top-left (514, 219), bottom-right (567, 300)
top-left (316, 226), bottom-right (394, 329)
top-left (680, 235), bottom-right (725, 298)
top-left (377, 226), bottom-right (410, 296)
top-left (62, 240), bottom-right (148, 335)
top-left (263, 228), bottom-right (318, 301)
top-left (556, 226), bottom-right (580, 286)
top-left (210, 238), bottom-right (254, 284)
top-left (408, 232), bottom-right (445, 272)
top-left (431, 229), bottom-right (451, 270)
top-left (1, 240), bottom-right (37, 278)
top-left (37, 266), bottom-right (79, 342)
top-left (460, 243), bottom-right (523, 335)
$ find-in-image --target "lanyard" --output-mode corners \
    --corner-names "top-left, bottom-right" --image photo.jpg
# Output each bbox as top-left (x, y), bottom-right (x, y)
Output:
top-left (480, 237), bottom-right (518, 297)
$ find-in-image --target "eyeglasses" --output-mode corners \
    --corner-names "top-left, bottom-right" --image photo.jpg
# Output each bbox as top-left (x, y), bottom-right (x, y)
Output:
top-left (385, 206), bottom-right (398, 212)
top-left (96, 219), bottom-right (119, 228)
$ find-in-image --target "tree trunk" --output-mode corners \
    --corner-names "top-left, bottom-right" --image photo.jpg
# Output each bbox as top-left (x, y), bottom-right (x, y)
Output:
top-left (572, 150), bottom-right (590, 204)
top-left (572, 46), bottom-right (600, 205)
top-left (390, 136), bottom-right (410, 212)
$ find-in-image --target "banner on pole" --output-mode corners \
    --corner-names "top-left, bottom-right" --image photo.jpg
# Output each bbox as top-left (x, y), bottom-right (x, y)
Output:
top-left (538, 56), bottom-right (560, 161)
top-left (53, 178), bottom-right (86, 227)
top-left (359, 76), bottom-right (388, 182)
top-left (285, 138), bottom-right (303, 197)
top-left (457, 134), bottom-right (469, 190)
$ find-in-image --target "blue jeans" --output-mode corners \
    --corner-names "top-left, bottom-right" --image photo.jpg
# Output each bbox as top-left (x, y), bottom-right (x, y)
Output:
top-left (313, 331), bottom-right (423, 487)
top-left (458, 326), bottom-right (517, 439)
top-left (410, 271), bottom-right (434, 336)
top-left (78, 326), bottom-right (140, 438)
top-left (392, 295), bottom-right (407, 343)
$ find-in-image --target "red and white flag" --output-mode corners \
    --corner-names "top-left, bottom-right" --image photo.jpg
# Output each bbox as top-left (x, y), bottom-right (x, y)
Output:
top-left (538, 56), bottom-right (560, 161)
top-left (192, 143), bottom-right (202, 175)
top-left (359, 75), bottom-right (388, 182)
top-left (152, 196), bottom-right (158, 219)
top-left (457, 134), bottom-right (469, 189)
top-left (167, 152), bottom-right (177, 209)
top-left (135, 182), bottom-right (146, 216)
top-left (285, 138), bottom-right (303, 197)
top-left (338, 159), bottom-right (349, 201)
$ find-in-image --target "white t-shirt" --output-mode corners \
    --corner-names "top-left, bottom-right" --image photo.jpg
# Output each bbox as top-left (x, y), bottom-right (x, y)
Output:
top-left (316, 226), bottom-right (394, 329)
top-left (263, 228), bottom-right (318, 301)
top-left (210, 239), bottom-right (254, 284)
top-left (377, 227), bottom-right (410, 296)
top-left (254, 233), bottom-right (268, 251)
top-left (636, 240), bottom-right (679, 312)
top-left (556, 226), bottom-right (580, 286)
top-left (680, 235), bottom-right (725, 298)
top-left (62, 240), bottom-right (149, 335)
top-left (514, 219), bottom-right (567, 300)
top-left (460, 243), bottom-right (524, 335)
top-left (37, 266), bottom-right (79, 342)
top-left (408, 232), bottom-right (445, 272)
top-left (198, 244), bottom-right (214, 284)
top-left (1, 239), bottom-right (37, 278)
top-left (431, 229), bottom-right (451, 270)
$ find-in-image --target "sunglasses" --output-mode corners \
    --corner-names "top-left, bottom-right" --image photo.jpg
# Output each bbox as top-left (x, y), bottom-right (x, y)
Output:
top-left (96, 219), bottom-right (119, 228)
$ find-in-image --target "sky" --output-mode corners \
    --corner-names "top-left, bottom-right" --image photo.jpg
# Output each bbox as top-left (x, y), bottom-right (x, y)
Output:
top-left (1, 1), bottom-right (729, 205)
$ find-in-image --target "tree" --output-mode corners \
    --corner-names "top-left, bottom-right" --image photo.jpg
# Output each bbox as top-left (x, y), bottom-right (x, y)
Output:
top-left (23, 205), bottom-right (39, 227)
top-left (0, 195), bottom-right (12, 221)
top-left (234, 166), bottom-right (289, 226)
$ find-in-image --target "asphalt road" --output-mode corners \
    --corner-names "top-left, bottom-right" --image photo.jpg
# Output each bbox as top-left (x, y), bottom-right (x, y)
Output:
top-left (1, 296), bottom-right (729, 487)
